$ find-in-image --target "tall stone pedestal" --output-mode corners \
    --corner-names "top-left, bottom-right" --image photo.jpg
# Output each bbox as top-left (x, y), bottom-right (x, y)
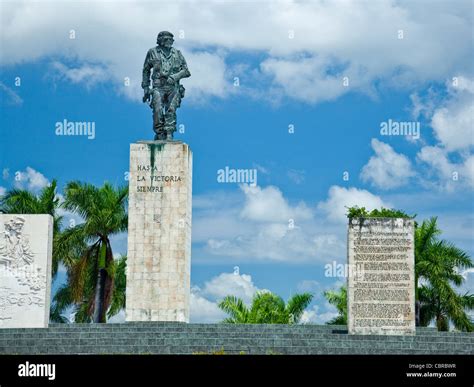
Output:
top-left (0, 214), bottom-right (53, 328)
top-left (348, 217), bottom-right (415, 335)
top-left (126, 141), bottom-right (192, 322)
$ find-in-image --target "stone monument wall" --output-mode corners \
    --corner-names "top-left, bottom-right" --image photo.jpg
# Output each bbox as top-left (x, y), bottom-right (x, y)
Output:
top-left (0, 214), bottom-right (53, 328)
top-left (348, 217), bottom-right (415, 335)
top-left (126, 141), bottom-right (192, 322)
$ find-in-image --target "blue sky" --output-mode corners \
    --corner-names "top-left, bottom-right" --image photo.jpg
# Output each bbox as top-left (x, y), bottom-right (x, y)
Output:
top-left (1, 1), bottom-right (473, 323)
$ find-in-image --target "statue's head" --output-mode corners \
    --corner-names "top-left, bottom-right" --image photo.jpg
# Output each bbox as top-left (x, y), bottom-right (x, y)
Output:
top-left (157, 31), bottom-right (174, 48)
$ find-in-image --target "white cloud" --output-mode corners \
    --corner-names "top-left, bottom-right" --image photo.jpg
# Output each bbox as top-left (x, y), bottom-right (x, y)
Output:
top-left (408, 76), bottom-right (473, 191)
top-left (0, 186), bottom-right (6, 196)
top-left (417, 146), bottom-right (474, 190)
top-left (56, 205), bottom-right (84, 228)
top-left (192, 191), bottom-right (244, 243)
top-left (207, 206), bottom-right (342, 262)
top-left (49, 61), bottom-right (110, 88)
top-left (300, 304), bottom-right (339, 325)
top-left (300, 306), bottom-right (319, 324)
top-left (260, 56), bottom-right (359, 104)
top-left (431, 104), bottom-right (473, 152)
top-left (430, 76), bottom-right (474, 152)
top-left (297, 279), bottom-right (321, 294)
top-left (1, 2), bottom-right (472, 104)
top-left (199, 271), bottom-right (261, 304)
top-left (190, 291), bottom-right (226, 323)
top-left (0, 81), bottom-right (23, 106)
top-left (410, 90), bottom-right (437, 120)
top-left (460, 268), bottom-right (474, 282)
top-left (317, 185), bottom-right (390, 223)
top-left (360, 139), bottom-right (415, 189)
top-left (193, 185), bottom-right (346, 263)
top-left (182, 51), bottom-right (230, 102)
top-left (190, 270), bottom-right (262, 323)
top-left (240, 184), bottom-right (312, 223)
top-left (14, 166), bottom-right (49, 192)
top-left (205, 223), bottom-right (341, 263)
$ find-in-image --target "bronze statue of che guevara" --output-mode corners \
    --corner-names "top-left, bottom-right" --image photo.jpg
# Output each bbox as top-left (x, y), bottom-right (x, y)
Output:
top-left (142, 31), bottom-right (191, 140)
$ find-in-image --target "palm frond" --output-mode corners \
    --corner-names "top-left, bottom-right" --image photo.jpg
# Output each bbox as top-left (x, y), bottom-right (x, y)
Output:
top-left (218, 296), bottom-right (250, 323)
top-left (286, 293), bottom-right (314, 323)
top-left (323, 286), bottom-right (347, 325)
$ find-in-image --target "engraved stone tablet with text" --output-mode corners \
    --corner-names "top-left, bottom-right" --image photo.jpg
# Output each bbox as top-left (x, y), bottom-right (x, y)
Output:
top-left (348, 218), bottom-right (415, 335)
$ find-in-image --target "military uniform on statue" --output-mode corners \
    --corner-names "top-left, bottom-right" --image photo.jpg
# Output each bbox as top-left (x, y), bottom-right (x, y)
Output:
top-left (142, 31), bottom-right (191, 141)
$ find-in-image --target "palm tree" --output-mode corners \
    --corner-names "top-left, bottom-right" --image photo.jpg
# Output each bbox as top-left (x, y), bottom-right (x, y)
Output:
top-left (107, 255), bottom-right (127, 320)
top-left (414, 217), bottom-right (440, 325)
top-left (415, 217), bottom-right (473, 331)
top-left (51, 255), bottom-right (127, 323)
top-left (0, 180), bottom-right (64, 277)
top-left (323, 286), bottom-right (347, 325)
top-left (419, 284), bottom-right (474, 331)
top-left (52, 181), bottom-right (128, 323)
top-left (218, 291), bottom-right (313, 324)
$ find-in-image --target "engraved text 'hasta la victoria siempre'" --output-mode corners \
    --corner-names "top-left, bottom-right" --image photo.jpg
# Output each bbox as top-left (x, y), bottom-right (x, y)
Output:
top-left (136, 165), bottom-right (182, 193)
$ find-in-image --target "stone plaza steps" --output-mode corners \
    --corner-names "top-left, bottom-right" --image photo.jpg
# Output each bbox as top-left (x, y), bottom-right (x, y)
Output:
top-left (0, 329), bottom-right (471, 340)
top-left (0, 323), bottom-right (472, 355)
